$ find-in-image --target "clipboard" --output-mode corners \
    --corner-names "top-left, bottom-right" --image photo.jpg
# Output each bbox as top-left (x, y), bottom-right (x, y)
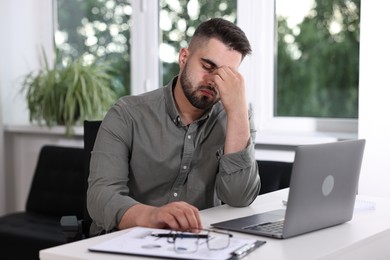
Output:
top-left (89, 227), bottom-right (266, 260)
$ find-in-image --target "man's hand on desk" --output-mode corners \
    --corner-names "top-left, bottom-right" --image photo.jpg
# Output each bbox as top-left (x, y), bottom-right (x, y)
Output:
top-left (118, 202), bottom-right (203, 232)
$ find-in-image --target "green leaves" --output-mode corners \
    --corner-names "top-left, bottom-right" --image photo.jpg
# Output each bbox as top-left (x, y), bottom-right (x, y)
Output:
top-left (276, 0), bottom-right (360, 118)
top-left (22, 50), bottom-right (121, 135)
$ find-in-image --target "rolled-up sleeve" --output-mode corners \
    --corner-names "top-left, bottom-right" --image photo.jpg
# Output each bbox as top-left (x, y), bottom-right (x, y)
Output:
top-left (216, 143), bottom-right (260, 207)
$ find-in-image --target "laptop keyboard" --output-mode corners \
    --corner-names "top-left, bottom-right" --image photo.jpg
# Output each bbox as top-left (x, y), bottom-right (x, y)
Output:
top-left (244, 220), bottom-right (285, 234)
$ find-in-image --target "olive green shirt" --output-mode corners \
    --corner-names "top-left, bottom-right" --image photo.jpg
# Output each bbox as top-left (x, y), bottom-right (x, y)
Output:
top-left (87, 77), bottom-right (260, 235)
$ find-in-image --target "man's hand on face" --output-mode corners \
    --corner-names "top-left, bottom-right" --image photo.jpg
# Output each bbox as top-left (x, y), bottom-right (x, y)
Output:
top-left (209, 65), bottom-right (247, 115)
top-left (204, 65), bottom-right (250, 154)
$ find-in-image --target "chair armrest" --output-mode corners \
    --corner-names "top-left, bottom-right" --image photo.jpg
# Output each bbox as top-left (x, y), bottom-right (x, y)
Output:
top-left (61, 216), bottom-right (83, 242)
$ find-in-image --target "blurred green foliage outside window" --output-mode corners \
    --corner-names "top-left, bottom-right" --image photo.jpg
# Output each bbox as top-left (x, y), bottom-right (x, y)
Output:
top-left (55, 0), bottom-right (359, 119)
top-left (55, 0), bottom-right (130, 97)
top-left (276, 0), bottom-right (360, 118)
top-left (159, 0), bottom-right (237, 85)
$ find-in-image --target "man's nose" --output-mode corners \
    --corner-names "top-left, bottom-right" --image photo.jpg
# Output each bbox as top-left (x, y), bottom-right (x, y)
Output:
top-left (204, 74), bottom-right (215, 87)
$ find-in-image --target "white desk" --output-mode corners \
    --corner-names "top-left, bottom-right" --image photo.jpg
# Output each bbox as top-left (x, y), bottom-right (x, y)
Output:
top-left (40, 189), bottom-right (390, 260)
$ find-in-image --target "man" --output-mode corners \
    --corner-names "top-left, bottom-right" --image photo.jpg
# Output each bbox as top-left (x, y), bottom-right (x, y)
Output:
top-left (87, 18), bottom-right (260, 236)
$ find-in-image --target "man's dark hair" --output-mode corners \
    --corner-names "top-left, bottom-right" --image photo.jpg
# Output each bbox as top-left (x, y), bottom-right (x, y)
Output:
top-left (189, 18), bottom-right (252, 59)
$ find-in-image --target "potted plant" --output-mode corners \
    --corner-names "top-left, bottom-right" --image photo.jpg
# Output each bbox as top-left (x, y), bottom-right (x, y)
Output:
top-left (21, 49), bottom-right (122, 135)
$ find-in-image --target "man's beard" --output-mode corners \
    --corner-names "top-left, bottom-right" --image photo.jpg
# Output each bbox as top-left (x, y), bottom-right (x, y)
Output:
top-left (180, 64), bottom-right (218, 110)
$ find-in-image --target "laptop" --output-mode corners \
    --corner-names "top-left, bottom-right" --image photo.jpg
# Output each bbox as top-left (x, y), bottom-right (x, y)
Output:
top-left (211, 139), bottom-right (366, 239)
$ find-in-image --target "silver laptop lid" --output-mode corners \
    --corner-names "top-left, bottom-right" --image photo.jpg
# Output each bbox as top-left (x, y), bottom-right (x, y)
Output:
top-left (282, 139), bottom-right (366, 238)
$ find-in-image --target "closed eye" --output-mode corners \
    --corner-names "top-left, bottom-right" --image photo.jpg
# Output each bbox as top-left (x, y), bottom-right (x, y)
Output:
top-left (202, 64), bottom-right (214, 72)
top-left (200, 58), bottom-right (218, 72)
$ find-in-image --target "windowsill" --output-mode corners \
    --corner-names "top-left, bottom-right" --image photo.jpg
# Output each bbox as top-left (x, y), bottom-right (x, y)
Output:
top-left (254, 130), bottom-right (358, 162)
top-left (4, 124), bottom-right (357, 143)
top-left (255, 130), bottom-right (357, 146)
top-left (3, 124), bottom-right (357, 162)
top-left (3, 124), bottom-right (84, 136)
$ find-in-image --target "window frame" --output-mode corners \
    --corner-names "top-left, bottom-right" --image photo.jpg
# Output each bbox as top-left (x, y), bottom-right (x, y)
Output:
top-left (131, 0), bottom-right (160, 95)
top-left (237, 0), bottom-right (358, 144)
top-left (55, 0), bottom-right (357, 142)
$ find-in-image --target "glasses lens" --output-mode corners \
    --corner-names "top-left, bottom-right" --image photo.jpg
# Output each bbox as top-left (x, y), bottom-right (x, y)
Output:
top-left (174, 236), bottom-right (199, 253)
top-left (207, 231), bottom-right (231, 250)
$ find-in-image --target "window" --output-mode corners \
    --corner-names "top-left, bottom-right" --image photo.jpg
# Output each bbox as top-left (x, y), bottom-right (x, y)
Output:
top-left (238, 1), bottom-right (359, 137)
top-left (54, 0), bottom-right (358, 138)
top-left (276, 0), bottom-right (360, 118)
top-left (55, 0), bottom-right (131, 97)
top-left (159, 0), bottom-right (237, 85)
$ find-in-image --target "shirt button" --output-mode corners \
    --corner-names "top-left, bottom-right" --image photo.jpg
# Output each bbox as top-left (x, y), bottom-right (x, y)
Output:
top-left (183, 165), bottom-right (187, 170)
top-left (173, 192), bottom-right (178, 197)
top-left (187, 135), bottom-right (191, 139)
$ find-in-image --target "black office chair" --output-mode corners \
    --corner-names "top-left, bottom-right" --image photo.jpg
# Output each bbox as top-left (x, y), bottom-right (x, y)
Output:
top-left (0, 145), bottom-right (84, 260)
top-left (257, 160), bottom-right (293, 195)
top-left (61, 120), bottom-right (102, 241)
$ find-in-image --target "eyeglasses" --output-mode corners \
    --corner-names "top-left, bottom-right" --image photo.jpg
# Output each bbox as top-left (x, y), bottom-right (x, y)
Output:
top-left (152, 229), bottom-right (233, 253)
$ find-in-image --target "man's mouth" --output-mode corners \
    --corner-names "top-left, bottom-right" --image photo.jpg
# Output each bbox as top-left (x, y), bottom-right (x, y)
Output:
top-left (199, 87), bottom-right (216, 97)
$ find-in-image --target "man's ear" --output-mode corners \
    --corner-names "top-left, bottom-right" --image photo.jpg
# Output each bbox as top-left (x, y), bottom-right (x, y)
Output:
top-left (178, 48), bottom-right (189, 68)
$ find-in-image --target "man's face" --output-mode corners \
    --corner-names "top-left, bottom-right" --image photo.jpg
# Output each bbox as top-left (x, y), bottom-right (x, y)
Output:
top-left (179, 38), bottom-right (242, 110)
top-left (180, 62), bottom-right (218, 110)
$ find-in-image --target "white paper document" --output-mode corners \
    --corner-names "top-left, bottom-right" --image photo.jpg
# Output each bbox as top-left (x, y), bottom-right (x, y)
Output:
top-left (89, 227), bottom-right (265, 260)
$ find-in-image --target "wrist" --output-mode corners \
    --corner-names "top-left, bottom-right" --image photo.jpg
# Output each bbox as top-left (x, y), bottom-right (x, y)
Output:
top-left (226, 109), bottom-right (249, 127)
top-left (118, 203), bottom-right (155, 229)
top-left (225, 104), bottom-right (248, 119)
top-left (133, 204), bottom-right (155, 227)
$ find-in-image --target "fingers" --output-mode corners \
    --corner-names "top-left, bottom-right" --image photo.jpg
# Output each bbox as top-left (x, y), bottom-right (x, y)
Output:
top-left (213, 66), bottom-right (242, 86)
top-left (208, 66), bottom-right (246, 114)
top-left (150, 201), bottom-right (203, 232)
top-left (210, 66), bottom-right (244, 99)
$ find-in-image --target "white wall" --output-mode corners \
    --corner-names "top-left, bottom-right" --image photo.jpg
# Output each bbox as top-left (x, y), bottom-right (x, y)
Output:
top-left (358, 0), bottom-right (390, 197)
top-left (0, 1), bottom-right (8, 215)
top-left (0, 0), bottom-right (53, 125)
top-left (0, 66), bottom-right (4, 215)
top-left (0, 0), bottom-right (54, 214)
